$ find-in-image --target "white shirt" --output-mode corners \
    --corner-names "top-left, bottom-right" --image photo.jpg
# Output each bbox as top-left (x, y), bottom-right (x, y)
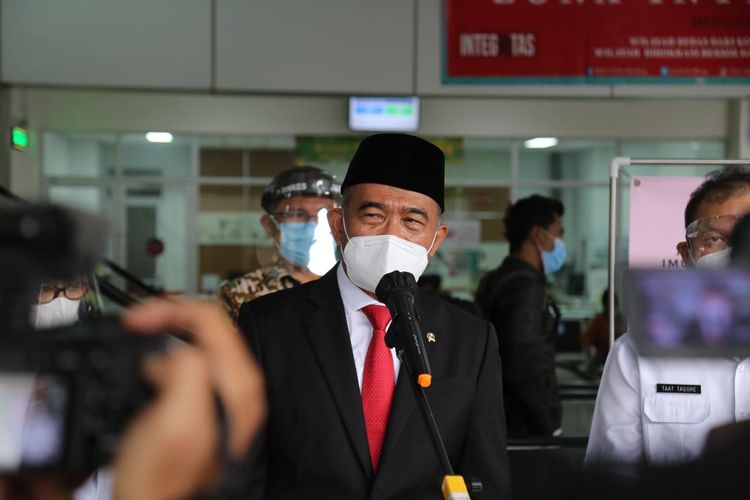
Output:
top-left (585, 333), bottom-right (750, 466)
top-left (74, 469), bottom-right (112, 500)
top-left (336, 264), bottom-right (400, 392)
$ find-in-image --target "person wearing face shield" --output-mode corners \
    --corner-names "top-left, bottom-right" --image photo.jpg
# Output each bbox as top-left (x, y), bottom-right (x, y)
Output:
top-left (236, 134), bottom-right (510, 499)
top-left (217, 166), bottom-right (341, 322)
top-left (586, 165), bottom-right (750, 469)
top-left (475, 194), bottom-right (566, 438)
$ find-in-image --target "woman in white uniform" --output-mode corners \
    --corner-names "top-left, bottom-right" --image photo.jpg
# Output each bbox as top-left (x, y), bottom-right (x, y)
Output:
top-left (586, 165), bottom-right (750, 467)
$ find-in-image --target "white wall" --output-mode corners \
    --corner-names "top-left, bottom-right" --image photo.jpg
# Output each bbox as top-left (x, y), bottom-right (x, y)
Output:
top-left (2, 0), bottom-right (748, 98)
top-left (12, 88), bottom-right (731, 138)
top-left (8, 87), bottom-right (735, 198)
top-left (216, 0), bottom-right (414, 94)
top-left (1, 0), bottom-right (210, 89)
top-left (418, 98), bottom-right (730, 139)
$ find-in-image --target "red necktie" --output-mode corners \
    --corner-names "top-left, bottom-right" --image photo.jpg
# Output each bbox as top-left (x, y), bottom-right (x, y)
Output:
top-left (360, 304), bottom-right (394, 473)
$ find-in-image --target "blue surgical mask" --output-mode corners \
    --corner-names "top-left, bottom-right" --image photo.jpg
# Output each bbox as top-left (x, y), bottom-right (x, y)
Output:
top-left (277, 221), bottom-right (317, 268)
top-left (540, 232), bottom-right (566, 275)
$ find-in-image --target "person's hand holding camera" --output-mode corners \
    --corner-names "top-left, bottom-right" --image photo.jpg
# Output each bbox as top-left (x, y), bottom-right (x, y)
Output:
top-left (113, 299), bottom-right (266, 500)
top-left (0, 299), bottom-right (265, 500)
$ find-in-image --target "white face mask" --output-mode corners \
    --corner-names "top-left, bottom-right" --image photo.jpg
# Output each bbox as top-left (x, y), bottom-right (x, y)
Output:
top-left (341, 218), bottom-right (436, 293)
top-left (694, 247), bottom-right (732, 269)
top-left (30, 298), bottom-right (80, 330)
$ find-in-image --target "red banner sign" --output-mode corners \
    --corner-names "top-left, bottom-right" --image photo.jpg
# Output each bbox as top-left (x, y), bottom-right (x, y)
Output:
top-left (444, 0), bottom-right (750, 83)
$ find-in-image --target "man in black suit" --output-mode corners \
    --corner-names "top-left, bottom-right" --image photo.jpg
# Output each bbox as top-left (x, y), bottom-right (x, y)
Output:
top-left (239, 134), bottom-right (510, 499)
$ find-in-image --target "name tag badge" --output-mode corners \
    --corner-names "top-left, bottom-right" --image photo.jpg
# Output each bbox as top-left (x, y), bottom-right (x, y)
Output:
top-left (656, 383), bottom-right (702, 394)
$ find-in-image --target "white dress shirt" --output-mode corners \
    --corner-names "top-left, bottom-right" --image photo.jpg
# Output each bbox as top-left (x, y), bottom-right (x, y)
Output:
top-left (336, 264), bottom-right (401, 392)
top-left (586, 333), bottom-right (750, 466)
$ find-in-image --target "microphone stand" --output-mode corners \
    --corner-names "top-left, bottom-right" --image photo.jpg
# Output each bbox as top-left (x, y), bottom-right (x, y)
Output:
top-left (396, 347), bottom-right (480, 500)
top-left (377, 271), bottom-right (481, 498)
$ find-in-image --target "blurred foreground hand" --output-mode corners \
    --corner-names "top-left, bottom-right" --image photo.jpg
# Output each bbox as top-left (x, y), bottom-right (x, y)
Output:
top-left (0, 299), bottom-right (266, 500)
top-left (115, 299), bottom-right (266, 500)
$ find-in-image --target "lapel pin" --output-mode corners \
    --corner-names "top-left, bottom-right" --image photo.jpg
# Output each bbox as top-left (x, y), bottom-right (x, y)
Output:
top-left (426, 332), bottom-right (437, 343)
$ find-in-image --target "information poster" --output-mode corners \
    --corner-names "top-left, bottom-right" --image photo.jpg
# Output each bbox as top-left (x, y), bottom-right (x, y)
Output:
top-left (444, 0), bottom-right (750, 84)
top-left (628, 176), bottom-right (703, 268)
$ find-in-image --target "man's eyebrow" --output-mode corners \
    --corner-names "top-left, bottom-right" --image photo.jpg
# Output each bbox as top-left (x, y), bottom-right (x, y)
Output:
top-left (405, 206), bottom-right (429, 219)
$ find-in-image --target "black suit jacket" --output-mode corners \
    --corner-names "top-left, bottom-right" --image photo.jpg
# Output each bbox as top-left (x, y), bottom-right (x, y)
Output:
top-left (238, 266), bottom-right (510, 499)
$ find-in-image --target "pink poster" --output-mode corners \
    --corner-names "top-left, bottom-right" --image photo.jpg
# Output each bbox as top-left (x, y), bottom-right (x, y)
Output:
top-left (628, 176), bottom-right (703, 269)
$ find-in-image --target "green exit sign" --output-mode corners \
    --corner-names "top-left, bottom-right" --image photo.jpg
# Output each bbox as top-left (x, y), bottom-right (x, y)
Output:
top-left (11, 123), bottom-right (29, 151)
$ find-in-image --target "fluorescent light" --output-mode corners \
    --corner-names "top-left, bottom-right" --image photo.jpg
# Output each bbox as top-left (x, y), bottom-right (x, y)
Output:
top-left (524, 137), bottom-right (558, 149)
top-left (145, 132), bottom-right (173, 143)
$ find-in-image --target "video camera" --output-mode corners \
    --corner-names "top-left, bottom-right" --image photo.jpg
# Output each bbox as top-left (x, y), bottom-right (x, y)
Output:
top-left (0, 204), bottom-right (168, 471)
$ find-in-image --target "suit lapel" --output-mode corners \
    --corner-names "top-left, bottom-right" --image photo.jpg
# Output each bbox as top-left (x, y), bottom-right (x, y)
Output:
top-left (302, 267), bottom-right (373, 480)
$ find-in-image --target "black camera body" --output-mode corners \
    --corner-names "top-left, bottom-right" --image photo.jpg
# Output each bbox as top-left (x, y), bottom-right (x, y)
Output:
top-left (0, 204), bottom-right (167, 471)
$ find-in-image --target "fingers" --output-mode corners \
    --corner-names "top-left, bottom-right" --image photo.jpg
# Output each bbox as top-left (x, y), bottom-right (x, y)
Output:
top-left (114, 348), bottom-right (219, 500)
top-left (123, 299), bottom-right (266, 459)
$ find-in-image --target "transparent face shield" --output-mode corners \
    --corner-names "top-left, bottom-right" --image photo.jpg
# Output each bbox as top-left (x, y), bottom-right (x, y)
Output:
top-left (262, 173), bottom-right (342, 215)
top-left (270, 204), bottom-right (338, 275)
top-left (270, 201), bottom-right (340, 223)
top-left (685, 214), bottom-right (744, 261)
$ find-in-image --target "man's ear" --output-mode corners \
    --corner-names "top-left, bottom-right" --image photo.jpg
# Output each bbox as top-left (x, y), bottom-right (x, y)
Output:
top-left (261, 214), bottom-right (279, 241)
top-left (677, 241), bottom-right (693, 267)
top-left (529, 225), bottom-right (548, 250)
top-left (327, 208), bottom-right (346, 248)
top-left (427, 224), bottom-right (450, 258)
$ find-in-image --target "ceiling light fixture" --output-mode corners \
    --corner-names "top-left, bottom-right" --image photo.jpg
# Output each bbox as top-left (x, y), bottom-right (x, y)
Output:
top-left (524, 137), bottom-right (558, 149)
top-left (145, 132), bottom-right (174, 143)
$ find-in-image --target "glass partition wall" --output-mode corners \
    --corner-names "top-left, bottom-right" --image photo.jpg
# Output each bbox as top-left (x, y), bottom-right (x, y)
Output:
top-left (41, 132), bottom-right (725, 316)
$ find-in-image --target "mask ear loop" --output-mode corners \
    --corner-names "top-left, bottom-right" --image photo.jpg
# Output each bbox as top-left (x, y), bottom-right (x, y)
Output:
top-left (341, 213), bottom-right (352, 243)
top-left (540, 227), bottom-right (558, 244)
top-left (536, 227), bottom-right (552, 259)
top-left (426, 226), bottom-right (439, 255)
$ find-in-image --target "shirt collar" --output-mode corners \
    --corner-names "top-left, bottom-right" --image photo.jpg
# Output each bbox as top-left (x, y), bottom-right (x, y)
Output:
top-left (336, 263), bottom-right (384, 314)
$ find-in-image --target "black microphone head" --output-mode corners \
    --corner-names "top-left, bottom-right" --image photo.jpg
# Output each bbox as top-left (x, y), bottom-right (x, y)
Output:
top-left (375, 271), bottom-right (417, 303)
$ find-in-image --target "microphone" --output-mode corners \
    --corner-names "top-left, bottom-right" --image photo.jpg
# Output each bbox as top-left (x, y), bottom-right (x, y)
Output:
top-left (375, 271), bottom-right (432, 388)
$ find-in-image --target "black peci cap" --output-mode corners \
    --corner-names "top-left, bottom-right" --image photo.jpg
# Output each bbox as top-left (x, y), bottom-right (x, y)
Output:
top-left (261, 165), bottom-right (342, 213)
top-left (341, 134), bottom-right (445, 212)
